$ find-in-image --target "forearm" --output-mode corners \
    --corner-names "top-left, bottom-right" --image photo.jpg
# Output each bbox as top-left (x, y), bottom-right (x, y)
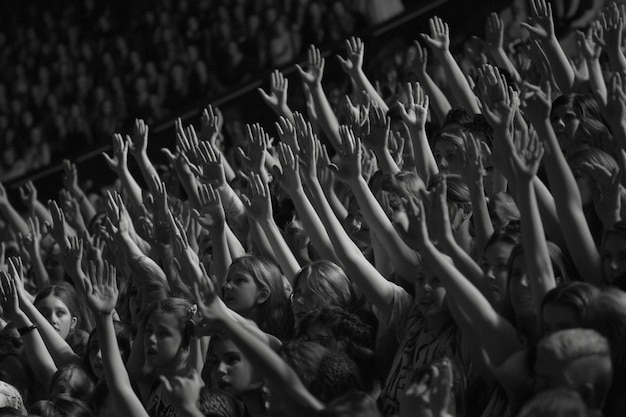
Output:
top-left (11, 312), bottom-right (57, 385)
top-left (31, 200), bottom-right (53, 225)
top-left (259, 219), bottom-right (300, 284)
top-left (309, 84), bottom-right (343, 151)
top-left (373, 148), bottom-right (400, 175)
top-left (487, 47), bottom-right (522, 86)
top-left (469, 181), bottom-right (494, 258)
top-left (435, 50), bottom-right (481, 114)
top-left (177, 172), bottom-right (202, 210)
top-left (414, 71), bottom-right (452, 124)
top-left (208, 226), bottom-right (231, 288)
top-left (0, 204), bottom-right (28, 236)
top-left (585, 57), bottom-right (607, 106)
top-left (408, 125), bottom-right (439, 185)
top-left (68, 186), bottom-right (97, 225)
top-left (135, 153), bottom-right (161, 193)
top-left (116, 169), bottom-right (144, 213)
top-left (351, 68), bottom-right (389, 113)
top-left (541, 37), bottom-right (575, 92)
top-left (29, 250), bottom-right (50, 290)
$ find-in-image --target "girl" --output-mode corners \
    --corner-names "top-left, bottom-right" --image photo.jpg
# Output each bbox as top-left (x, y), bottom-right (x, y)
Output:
top-left (223, 255), bottom-right (293, 340)
top-left (34, 283), bottom-right (90, 356)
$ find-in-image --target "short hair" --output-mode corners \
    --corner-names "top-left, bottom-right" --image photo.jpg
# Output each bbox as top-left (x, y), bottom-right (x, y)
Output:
top-left (49, 364), bottom-right (95, 404)
top-left (517, 388), bottom-right (589, 417)
top-left (536, 328), bottom-right (609, 363)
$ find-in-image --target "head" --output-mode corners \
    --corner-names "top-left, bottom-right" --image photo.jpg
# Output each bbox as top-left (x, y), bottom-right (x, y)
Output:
top-left (84, 321), bottom-right (132, 381)
top-left (416, 257), bottom-right (452, 331)
top-left (29, 394), bottom-right (95, 417)
top-left (432, 126), bottom-right (466, 175)
top-left (428, 174), bottom-right (472, 232)
top-left (541, 282), bottom-right (599, 336)
top-left (34, 284), bottom-right (81, 340)
top-left (207, 334), bottom-right (261, 395)
top-left (143, 298), bottom-right (194, 374)
top-left (378, 170), bottom-right (427, 232)
top-left (224, 256), bottom-right (293, 340)
top-left (534, 329), bottom-right (611, 411)
top-left (487, 192), bottom-right (520, 232)
top-left (602, 221), bottom-right (626, 291)
top-left (291, 261), bottom-right (353, 326)
top-left (551, 93), bottom-right (606, 157)
top-left (49, 364), bottom-right (95, 404)
top-left (517, 388), bottom-right (589, 417)
top-left (279, 341), bottom-right (363, 404)
top-left (318, 391), bottom-right (381, 417)
top-left (481, 229), bottom-right (521, 309)
top-left (507, 242), bottom-right (572, 321)
top-left (567, 148), bottom-right (619, 208)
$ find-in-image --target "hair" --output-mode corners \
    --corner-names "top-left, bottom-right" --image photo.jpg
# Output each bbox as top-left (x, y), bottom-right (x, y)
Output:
top-left (34, 283), bottom-right (92, 335)
top-left (227, 256), bottom-right (294, 341)
top-left (582, 287), bottom-right (626, 416)
top-left (462, 114), bottom-right (494, 150)
top-left (82, 321), bottom-right (132, 381)
top-left (144, 297), bottom-right (195, 349)
top-left (432, 125), bottom-right (466, 151)
top-left (443, 107), bottom-right (473, 127)
top-left (487, 192), bottom-right (521, 232)
top-left (29, 394), bottom-right (95, 417)
top-left (507, 241), bottom-right (574, 293)
top-left (293, 261), bottom-right (354, 311)
top-left (567, 148), bottom-right (619, 181)
top-left (541, 282), bottom-right (600, 333)
top-left (280, 341), bottom-right (363, 403)
top-left (49, 364), bottom-right (95, 404)
top-left (602, 221), bottom-right (626, 292)
top-left (552, 93), bottom-right (604, 124)
top-left (517, 388), bottom-right (589, 417)
top-left (318, 391), bottom-right (381, 417)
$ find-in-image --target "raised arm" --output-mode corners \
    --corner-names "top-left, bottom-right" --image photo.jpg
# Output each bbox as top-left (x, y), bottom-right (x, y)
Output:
top-left (296, 45), bottom-right (342, 151)
top-left (484, 12), bottom-right (522, 86)
top-left (102, 134), bottom-right (144, 213)
top-left (520, 0), bottom-right (575, 92)
top-left (258, 70), bottom-right (295, 124)
top-left (127, 119), bottom-right (162, 193)
top-left (421, 16), bottom-right (481, 114)
top-left (18, 181), bottom-right (52, 226)
top-left (577, 25), bottom-right (607, 106)
top-left (0, 182), bottom-right (28, 236)
top-left (411, 41), bottom-right (452, 124)
top-left (337, 37), bottom-right (389, 113)
top-left (79, 260), bottom-right (149, 417)
top-left (523, 81), bottom-right (604, 285)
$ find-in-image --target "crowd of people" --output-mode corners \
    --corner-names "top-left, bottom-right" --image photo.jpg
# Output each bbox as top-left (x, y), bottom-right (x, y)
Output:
top-left (0, 0), bottom-right (404, 183)
top-left (1, 0), bottom-right (626, 416)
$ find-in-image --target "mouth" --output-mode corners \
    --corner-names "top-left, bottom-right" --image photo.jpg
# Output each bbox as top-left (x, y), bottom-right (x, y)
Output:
top-left (217, 379), bottom-right (232, 390)
top-left (145, 347), bottom-right (158, 357)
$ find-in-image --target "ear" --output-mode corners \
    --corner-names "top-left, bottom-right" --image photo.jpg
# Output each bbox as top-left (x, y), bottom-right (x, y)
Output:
top-left (70, 316), bottom-right (78, 331)
top-left (257, 287), bottom-right (270, 305)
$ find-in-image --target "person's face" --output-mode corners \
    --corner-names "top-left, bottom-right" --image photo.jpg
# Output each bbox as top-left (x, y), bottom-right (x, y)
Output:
top-left (415, 265), bottom-right (448, 327)
top-left (542, 303), bottom-right (579, 336)
top-left (302, 322), bottom-right (341, 351)
top-left (602, 232), bottom-right (626, 286)
top-left (88, 334), bottom-right (104, 380)
top-left (45, 245), bottom-right (66, 282)
top-left (550, 105), bottom-right (580, 155)
top-left (291, 278), bottom-right (325, 326)
top-left (481, 241), bottom-right (514, 306)
top-left (209, 338), bottom-right (258, 394)
top-left (509, 254), bottom-right (536, 319)
top-left (36, 295), bottom-right (77, 340)
top-left (434, 140), bottom-right (462, 175)
top-left (144, 311), bottom-right (185, 371)
top-left (223, 266), bottom-right (264, 315)
top-left (573, 170), bottom-right (593, 207)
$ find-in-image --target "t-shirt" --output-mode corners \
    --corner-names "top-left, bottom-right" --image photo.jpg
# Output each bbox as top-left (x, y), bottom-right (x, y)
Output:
top-left (147, 382), bottom-right (178, 417)
top-left (377, 284), bottom-right (462, 416)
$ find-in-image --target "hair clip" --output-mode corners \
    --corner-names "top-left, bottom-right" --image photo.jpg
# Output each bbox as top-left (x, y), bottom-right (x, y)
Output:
top-left (187, 304), bottom-right (198, 321)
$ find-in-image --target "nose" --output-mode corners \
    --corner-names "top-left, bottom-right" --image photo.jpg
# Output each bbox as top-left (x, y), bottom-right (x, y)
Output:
top-left (519, 274), bottom-right (529, 287)
top-left (439, 157), bottom-right (448, 169)
top-left (217, 361), bottom-right (228, 376)
top-left (553, 117), bottom-right (564, 130)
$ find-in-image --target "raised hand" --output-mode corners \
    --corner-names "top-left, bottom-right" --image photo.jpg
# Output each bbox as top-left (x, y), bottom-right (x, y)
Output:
top-left (81, 261), bottom-right (118, 315)
top-left (521, 0), bottom-right (555, 40)
top-left (421, 16), bottom-right (450, 52)
top-left (275, 115), bottom-right (299, 152)
top-left (595, 4), bottom-right (623, 53)
top-left (329, 126), bottom-right (362, 184)
top-left (460, 131), bottom-right (487, 186)
top-left (297, 116), bottom-right (319, 183)
top-left (192, 142), bottom-right (227, 187)
top-left (413, 41), bottom-right (428, 76)
top-left (485, 12), bottom-right (504, 51)
top-left (199, 105), bottom-right (222, 145)
top-left (508, 121), bottom-right (545, 182)
top-left (344, 94), bottom-right (370, 138)
top-left (296, 45), bottom-right (325, 86)
top-left (399, 359), bottom-right (454, 417)
top-left (0, 269), bottom-right (21, 321)
top-left (160, 370), bottom-right (204, 414)
top-left (47, 200), bottom-right (70, 248)
top-left (398, 82), bottom-right (429, 130)
top-left (476, 64), bottom-right (518, 131)
top-left (149, 176), bottom-right (172, 244)
top-left (364, 105), bottom-right (391, 153)
top-left (63, 235), bottom-right (85, 283)
top-left (241, 173), bottom-right (273, 223)
top-left (520, 81), bottom-right (552, 125)
top-left (605, 72), bottom-right (626, 126)
top-left (102, 134), bottom-right (129, 173)
top-left (337, 37), bottom-right (364, 76)
top-left (22, 217), bottom-right (42, 259)
top-left (237, 124), bottom-right (269, 176)
top-left (273, 142), bottom-right (302, 194)
top-left (258, 70), bottom-right (289, 114)
top-left (583, 163), bottom-right (622, 227)
top-left (195, 184), bottom-right (225, 232)
top-left (18, 181), bottom-right (38, 211)
top-left (577, 25), bottom-right (602, 61)
top-left (128, 119), bottom-right (149, 158)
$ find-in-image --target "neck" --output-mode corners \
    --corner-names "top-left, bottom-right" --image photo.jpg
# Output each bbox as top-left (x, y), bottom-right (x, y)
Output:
top-left (240, 388), bottom-right (266, 417)
top-left (453, 219), bottom-right (472, 253)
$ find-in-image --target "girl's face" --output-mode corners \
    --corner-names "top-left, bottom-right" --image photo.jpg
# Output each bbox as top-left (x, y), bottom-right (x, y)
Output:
top-left (508, 254), bottom-right (536, 319)
top-left (573, 170), bottom-right (593, 207)
top-left (291, 277), bottom-right (325, 326)
top-left (209, 338), bottom-right (258, 395)
top-left (36, 295), bottom-right (77, 339)
top-left (542, 302), bottom-right (579, 335)
top-left (481, 241), bottom-right (515, 306)
top-left (88, 334), bottom-right (104, 380)
top-left (415, 265), bottom-right (448, 328)
top-left (144, 311), bottom-right (185, 371)
top-left (434, 140), bottom-right (462, 175)
top-left (302, 322), bottom-right (341, 352)
top-left (550, 105), bottom-right (580, 154)
top-left (223, 267), bottom-right (265, 315)
top-left (603, 232), bottom-right (626, 286)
